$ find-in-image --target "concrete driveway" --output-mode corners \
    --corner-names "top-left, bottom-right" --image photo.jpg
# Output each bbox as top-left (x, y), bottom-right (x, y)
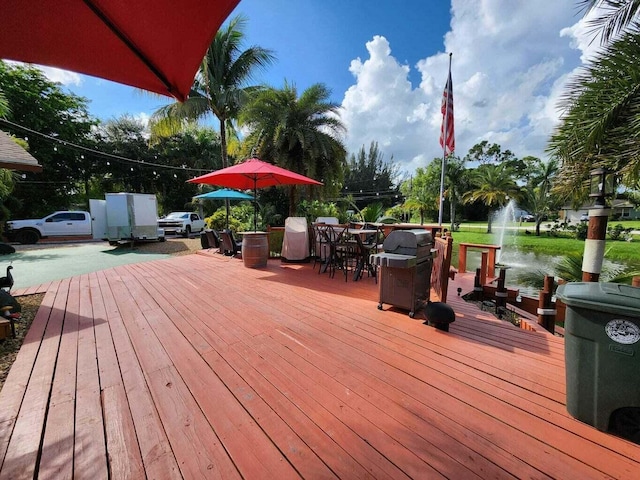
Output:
top-left (1, 241), bottom-right (172, 290)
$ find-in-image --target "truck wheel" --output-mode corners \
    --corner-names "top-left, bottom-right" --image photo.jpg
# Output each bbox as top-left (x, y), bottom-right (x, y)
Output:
top-left (183, 225), bottom-right (191, 238)
top-left (17, 229), bottom-right (39, 245)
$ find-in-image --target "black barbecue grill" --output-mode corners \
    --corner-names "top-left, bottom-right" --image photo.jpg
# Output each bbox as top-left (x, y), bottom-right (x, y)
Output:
top-left (370, 229), bottom-right (435, 317)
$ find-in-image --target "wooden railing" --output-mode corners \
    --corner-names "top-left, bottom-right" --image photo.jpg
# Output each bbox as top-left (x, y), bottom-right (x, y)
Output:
top-left (431, 235), bottom-right (454, 302)
top-left (457, 242), bottom-right (501, 278)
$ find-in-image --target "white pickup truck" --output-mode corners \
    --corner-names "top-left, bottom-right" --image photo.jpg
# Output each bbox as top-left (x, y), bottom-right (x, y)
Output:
top-left (157, 212), bottom-right (205, 237)
top-left (5, 211), bottom-right (92, 244)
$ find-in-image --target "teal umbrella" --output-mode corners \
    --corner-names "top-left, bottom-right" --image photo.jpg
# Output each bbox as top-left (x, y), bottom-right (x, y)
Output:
top-left (194, 188), bottom-right (254, 229)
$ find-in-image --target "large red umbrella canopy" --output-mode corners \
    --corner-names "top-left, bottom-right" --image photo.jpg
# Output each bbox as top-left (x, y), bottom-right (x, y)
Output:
top-left (189, 158), bottom-right (323, 230)
top-left (0, 0), bottom-right (240, 102)
top-left (189, 158), bottom-right (323, 189)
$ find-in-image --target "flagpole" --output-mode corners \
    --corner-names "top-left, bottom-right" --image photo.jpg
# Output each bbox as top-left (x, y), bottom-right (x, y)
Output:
top-left (438, 53), bottom-right (453, 227)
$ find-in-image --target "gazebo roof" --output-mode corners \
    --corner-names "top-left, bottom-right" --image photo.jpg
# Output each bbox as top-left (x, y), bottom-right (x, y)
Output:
top-left (0, 130), bottom-right (42, 172)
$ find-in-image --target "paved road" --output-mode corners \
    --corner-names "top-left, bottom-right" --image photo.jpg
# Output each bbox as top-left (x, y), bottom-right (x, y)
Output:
top-left (0, 241), bottom-right (172, 290)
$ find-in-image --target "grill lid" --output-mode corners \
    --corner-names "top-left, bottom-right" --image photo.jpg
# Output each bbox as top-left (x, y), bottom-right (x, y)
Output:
top-left (383, 229), bottom-right (433, 256)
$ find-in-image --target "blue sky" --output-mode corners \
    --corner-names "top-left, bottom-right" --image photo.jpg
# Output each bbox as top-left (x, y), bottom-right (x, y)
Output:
top-left (34, 1), bottom-right (601, 177)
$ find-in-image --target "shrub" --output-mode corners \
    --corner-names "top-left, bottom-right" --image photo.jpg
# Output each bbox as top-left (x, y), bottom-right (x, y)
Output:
top-left (608, 223), bottom-right (633, 241)
top-left (574, 222), bottom-right (588, 240)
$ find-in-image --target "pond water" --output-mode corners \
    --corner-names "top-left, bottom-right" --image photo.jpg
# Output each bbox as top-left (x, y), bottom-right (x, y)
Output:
top-left (463, 245), bottom-right (626, 298)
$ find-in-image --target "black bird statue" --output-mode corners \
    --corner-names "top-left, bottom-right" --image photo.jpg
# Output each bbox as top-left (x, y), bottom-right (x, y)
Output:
top-left (0, 265), bottom-right (14, 293)
top-left (424, 300), bottom-right (456, 332)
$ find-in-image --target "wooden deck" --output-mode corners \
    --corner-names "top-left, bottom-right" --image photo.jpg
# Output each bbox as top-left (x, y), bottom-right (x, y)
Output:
top-left (1, 251), bottom-right (639, 479)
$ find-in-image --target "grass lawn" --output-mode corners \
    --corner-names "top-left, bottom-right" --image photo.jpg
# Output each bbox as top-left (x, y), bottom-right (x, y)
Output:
top-left (449, 223), bottom-right (640, 269)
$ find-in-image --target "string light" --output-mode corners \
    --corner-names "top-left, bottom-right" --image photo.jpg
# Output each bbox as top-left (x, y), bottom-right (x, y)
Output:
top-left (0, 118), bottom-right (211, 174)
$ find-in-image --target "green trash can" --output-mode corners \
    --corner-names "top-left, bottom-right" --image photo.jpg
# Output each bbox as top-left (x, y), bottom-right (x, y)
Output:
top-left (556, 282), bottom-right (640, 441)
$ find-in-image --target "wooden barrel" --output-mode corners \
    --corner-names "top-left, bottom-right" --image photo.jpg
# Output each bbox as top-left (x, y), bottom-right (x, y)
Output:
top-left (241, 232), bottom-right (269, 268)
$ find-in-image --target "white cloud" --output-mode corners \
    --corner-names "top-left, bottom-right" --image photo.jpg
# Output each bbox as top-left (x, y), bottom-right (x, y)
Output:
top-left (5, 61), bottom-right (83, 87)
top-left (38, 66), bottom-right (83, 86)
top-left (340, 0), bottom-right (593, 175)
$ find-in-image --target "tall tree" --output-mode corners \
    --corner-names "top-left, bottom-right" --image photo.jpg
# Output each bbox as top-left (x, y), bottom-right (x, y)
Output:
top-left (343, 142), bottom-right (399, 210)
top-left (464, 140), bottom-right (529, 181)
top-left (151, 15), bottom-right (275, 169)
top-left (463, 163), bottom-right (520, 233)
top-left (0, 61), bottom-right (96, 217)
top-left (549, 0), bottom-right (640, 194)
top-left (519, 158), bottom-right (560, 235)
top-left (95, 117), bottom-right (222, 213)
top-left (0, 88), bottom-right (8, 118)
top-left (579, 0), bottom-right (640, 43)
top-left (400, 165), bottom-right (441, 224)
top-left (443, 156), bottom-right (468, 231)
top-left (239, 82), bottom-right (347, 216)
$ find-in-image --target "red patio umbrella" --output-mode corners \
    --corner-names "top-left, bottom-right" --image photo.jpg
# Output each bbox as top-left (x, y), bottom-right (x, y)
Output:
top-left (0, 0), bottom-right (240, 102)
top-left (189, 158), bottom-right (323, 230)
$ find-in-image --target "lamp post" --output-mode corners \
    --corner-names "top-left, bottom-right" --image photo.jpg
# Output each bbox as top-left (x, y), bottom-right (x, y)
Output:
top-left (581, 168), bottom-right (614, 282)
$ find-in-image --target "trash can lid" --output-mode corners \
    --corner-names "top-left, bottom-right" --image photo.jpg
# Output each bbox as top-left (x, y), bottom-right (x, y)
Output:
top-left (556, 282), bottom-right (640, 316)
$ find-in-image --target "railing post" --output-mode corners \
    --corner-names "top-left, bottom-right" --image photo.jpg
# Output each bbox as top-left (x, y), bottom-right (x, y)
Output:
top-left (487, 247), bottom-right (497, 278)
top-left (480, 251), bottom-right (488, 286)
top-left (458, 243), bottom-right (468, 273)
top-left (633, 276), bottom-right (640, 287)
top-left (474, 268), bottom-right (483, 300)
top-left (537, 275), bottom-right (556, 334)
top-left (495, 268), bottom-right (508, 317)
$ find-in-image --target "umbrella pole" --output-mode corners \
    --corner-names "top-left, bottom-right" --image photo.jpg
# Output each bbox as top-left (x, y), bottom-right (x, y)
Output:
top-left (253, 181), bottom-right (258, 231)
top-left (225, 198), bottom-right (230, 230)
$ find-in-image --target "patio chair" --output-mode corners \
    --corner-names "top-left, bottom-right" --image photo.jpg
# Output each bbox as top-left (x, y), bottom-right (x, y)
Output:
top-left (219, 230), bottom-right (242, 257)
top-left (353, 232), bottom-right (377, 282)
top-left (318, 224), bottom-right (354, 281)
top-left (204, 229), bottom-right (220, 250)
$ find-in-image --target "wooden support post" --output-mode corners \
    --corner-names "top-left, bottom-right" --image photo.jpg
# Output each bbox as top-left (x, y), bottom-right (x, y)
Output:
top-left (458, 243), bottom-right (468, 273)
top-left (537, 275), bottom-right (555, 334)
top-left (487, 248), bottom-right (497, 278)
top-left (480, 251), bottom-right (488, 286)
top-left (582, 209), bottom-right (610, 282)
top-left (474, 268), bottom-right (482, 301)
top-left (633, 276), bottom-right (640, 287)
top-left (495, 268), bottom-right (508, 316)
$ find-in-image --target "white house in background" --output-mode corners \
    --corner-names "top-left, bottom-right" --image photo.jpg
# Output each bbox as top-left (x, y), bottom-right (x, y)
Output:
top-left (560, 197), bottom-right (640, 223)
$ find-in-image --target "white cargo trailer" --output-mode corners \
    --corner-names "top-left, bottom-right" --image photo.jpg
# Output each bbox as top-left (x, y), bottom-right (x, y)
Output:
top-left (90, 193), bottom-right (165, 244)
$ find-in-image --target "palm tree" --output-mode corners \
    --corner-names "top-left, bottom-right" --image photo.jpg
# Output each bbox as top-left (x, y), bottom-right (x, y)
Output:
top-left (151, 15), bottom-right (275, 169)
top-left (579, 0), bottom-right (640, 44)
top-left (463, 163), bottom-right (520, 233)
top-left (548, 1), bottom-right (640, 194)
top-left (0, 88), bottom-right (8, 118)
top-left (239, 82), bottom-right (347, 215)
top-left (521, 159), bottom-right (559, 235)
top-left (443, 156), bottom-right (467, 232)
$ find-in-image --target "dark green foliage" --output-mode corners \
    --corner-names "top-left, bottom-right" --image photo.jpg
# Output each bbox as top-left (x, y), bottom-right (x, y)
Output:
top-left (574, 222), bottom-right (588, 240)
top-left (343, 142), bottom-right (399, 210)
top-left (0, 61), bottom-right (96, 217)
top-left (607, 223), bottom-right (633, 240)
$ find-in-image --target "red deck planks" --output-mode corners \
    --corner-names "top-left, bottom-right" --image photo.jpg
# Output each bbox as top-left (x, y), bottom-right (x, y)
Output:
top-left (1, 254), bottom-right (639, 479)
top-left (1, 279), bottom-right (70, 479)
top-left (95, 270), bottom-right (181, 479)
top-left (74, 274), bottom-right (108, 479)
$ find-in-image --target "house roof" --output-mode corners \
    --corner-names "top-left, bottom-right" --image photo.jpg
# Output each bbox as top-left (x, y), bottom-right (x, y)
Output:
top-left (0, 130), bottom-right (43, 172)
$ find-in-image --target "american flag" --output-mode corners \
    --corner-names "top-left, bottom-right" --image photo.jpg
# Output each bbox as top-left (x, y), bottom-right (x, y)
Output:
top-left (439, 70), bottom-right (455, 155)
